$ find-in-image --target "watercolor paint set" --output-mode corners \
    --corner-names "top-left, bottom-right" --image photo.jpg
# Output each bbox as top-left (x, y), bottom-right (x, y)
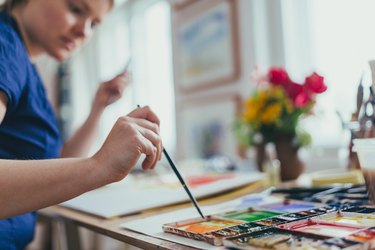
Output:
top-left (224, 227), bottom-right (364, 250)
top-left (162, 188), bottom-right (375, 248)
top-left (271, 184), bottom-right (369, 206)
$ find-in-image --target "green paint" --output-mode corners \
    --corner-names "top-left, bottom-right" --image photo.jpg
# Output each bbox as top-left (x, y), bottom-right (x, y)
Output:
top-left (222, 210), bottom-right (283, 222)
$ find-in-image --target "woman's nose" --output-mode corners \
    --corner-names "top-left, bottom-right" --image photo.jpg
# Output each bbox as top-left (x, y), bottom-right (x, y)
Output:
top-left (73, 19), bottom-right (93, 40)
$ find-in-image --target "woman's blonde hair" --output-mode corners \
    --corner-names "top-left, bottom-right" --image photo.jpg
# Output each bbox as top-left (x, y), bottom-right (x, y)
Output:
top-left (0, 0), bottom-right (25, 12)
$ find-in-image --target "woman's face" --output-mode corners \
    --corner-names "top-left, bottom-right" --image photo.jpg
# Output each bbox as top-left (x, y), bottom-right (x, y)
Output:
top-left (15, 0), bottom-right (112, 61)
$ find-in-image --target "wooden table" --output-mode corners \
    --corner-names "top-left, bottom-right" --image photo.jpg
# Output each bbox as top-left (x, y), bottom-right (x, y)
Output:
top-left (38, 179), bottom-right (266, 250)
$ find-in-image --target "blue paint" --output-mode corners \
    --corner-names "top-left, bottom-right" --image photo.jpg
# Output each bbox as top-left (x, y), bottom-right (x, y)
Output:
top-left (263, 203), bottom-right (316, 213)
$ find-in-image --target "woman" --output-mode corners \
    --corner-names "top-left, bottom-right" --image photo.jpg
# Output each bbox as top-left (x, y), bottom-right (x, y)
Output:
top-left (0, 0), bottom-right (163, 249)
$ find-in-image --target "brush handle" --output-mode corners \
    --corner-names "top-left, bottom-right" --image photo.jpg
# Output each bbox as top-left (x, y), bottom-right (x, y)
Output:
top-left (163, 148), bottom-right (205, 219)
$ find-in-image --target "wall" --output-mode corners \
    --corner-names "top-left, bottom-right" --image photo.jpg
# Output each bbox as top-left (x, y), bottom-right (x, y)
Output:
top-left (169, 0), bottom-right (346, 172)
top-left (170, 0), bottom-right (286, 161)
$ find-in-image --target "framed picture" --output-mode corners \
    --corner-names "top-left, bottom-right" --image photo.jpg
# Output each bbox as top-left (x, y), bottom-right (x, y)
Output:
top-left (171, 0), bottom-right (197, 11)
top-left (173, 0), bottom-right (240, 92)
top-left (176, 95), bottom-right (242, 161)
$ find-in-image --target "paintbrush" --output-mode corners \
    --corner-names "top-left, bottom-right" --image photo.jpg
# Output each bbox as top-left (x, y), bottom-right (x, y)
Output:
top-left (136, 104), bottom-right (205, 219)
top-left (162, 147), bottom-right (205, 219)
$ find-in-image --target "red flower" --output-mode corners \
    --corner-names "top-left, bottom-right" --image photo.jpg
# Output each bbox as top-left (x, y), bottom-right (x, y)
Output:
top-left (284, 81), bottom-right (311, 108)
top-left (268, 67), bottom-right (289, 86)
top-left (304, 72), bottom-right (327, 94)
top-left (293, 91), bottom-right (311, 108)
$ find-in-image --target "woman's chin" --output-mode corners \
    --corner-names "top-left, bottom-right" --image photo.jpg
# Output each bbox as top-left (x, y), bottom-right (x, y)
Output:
top-left (49, 50), bottom-right (70, 62)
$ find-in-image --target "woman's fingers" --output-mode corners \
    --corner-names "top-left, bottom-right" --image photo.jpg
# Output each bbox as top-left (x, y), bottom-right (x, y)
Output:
top-left (136, 125), bottom-right (162, 169)
top-left (128, 106), bottom-right (162, 164)
top-left (128, 106), bottom-right (160, 126)
top-left (97, 106), bottom-right (162, 182)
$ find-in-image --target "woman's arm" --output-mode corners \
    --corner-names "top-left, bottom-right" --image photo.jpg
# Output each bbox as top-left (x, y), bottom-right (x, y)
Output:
top-left (61, 73), bottom-right (129, 157)
top-left (0, 91), bottom-right (7, 123)
top-left (0, 104), bottom-right (162, 219)
top-left (0, 157), bottom-right (103, 219)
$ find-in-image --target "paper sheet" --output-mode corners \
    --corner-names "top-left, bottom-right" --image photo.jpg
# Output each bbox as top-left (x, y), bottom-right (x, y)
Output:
top-left (60, 171), bottom-right (264, 218)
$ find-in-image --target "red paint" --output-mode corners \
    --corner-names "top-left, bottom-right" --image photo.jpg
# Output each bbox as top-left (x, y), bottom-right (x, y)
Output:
top-left (187, 173), bottom-right (234, 187)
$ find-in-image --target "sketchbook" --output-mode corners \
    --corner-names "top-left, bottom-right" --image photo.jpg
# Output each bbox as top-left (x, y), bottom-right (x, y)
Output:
top-left (60, 171), bottom-right (264, 218)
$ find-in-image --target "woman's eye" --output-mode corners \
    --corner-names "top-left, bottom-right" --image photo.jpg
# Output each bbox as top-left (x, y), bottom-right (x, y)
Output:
top-left (91, 21), bottom-right (99, 29)
top-left (68, 3), bottom-right (83, 15)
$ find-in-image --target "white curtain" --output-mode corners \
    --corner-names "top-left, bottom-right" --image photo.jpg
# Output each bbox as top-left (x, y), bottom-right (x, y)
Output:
top-left (67, 3), bottom-right (132, 154)
top-left (67, 0), bottom-right (175, 155)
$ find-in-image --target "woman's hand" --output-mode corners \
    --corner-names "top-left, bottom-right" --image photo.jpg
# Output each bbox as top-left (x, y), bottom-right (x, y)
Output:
top-left (93, 106), bottom-right (162, 182)
top-left (92, 73), bottom-right (129, 112)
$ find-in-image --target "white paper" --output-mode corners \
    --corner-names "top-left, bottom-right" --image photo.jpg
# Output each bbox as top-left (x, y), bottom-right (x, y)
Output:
top-left (60, 171), bottom-right (264, 218)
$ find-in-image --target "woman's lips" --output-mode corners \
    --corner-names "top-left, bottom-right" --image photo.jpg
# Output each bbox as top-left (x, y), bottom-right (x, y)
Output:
top-left (61, 37), bottom-right (75, 51)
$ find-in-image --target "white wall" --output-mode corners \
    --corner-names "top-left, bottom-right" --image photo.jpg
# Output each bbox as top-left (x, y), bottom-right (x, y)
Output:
top-left (170, 0), bottom-right (348, 172)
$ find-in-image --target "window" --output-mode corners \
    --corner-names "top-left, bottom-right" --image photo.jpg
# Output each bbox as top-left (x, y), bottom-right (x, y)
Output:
top-left (282, 0), bottom-right (375, 148)
top-left (66, 0), bottom-right (175, 156)
top-left (129, 0), bottom-right (176, 153)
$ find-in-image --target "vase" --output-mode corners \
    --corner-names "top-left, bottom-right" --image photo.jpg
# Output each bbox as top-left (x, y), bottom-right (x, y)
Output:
top-left (255, 135), bottom-right (304, 182)
top-left (255, 142), bottom-right (266, 173)
top-left (274, 134), bottom-right (305, 181)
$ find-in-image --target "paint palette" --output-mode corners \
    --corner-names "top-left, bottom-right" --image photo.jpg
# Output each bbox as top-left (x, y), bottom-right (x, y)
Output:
top-left (319, 211), bottom-right (375, 227)
top-left (258, 199), bottom-right (320, 213)
top-left (223, 228), bottom-right (363, 250)
top-left (278, 219), bottom-right (365, 238)
top-left (162, 187), bottom-right (375, 248)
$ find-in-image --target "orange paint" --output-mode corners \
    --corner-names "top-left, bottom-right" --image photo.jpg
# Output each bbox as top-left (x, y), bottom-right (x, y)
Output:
top-left (177, 219), bottom-right (242, 233)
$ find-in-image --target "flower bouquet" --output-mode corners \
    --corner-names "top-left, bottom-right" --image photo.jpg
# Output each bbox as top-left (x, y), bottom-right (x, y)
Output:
top-left (236, 67), bottom-right (327, 180)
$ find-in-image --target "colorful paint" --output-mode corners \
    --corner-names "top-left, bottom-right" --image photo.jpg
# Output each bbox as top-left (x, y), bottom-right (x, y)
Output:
top-left (256, 217), bottom-right (288, 226)
top-left (210, 223), bottom-right (265, 237)
top-left (326, 213), bottom-right (375, 227)
top-left (223, 228), bottom-right (329, 249)
top-left (279, 220), bottom-right (364, 238)
top-left (276, 211), bottom-right (316, 221)
top-left (186, 173), bottom-right (234, 187)
top-left (174, 218), bottom-right (243, 234)
top-left (260, 200), bottom-right (318, 213)
top-left (162, 186), bottom-right (375, 249)
top-left (345, 228), bottom-right (375, 242)
top-left (219, 209), bottom-right (282, 222)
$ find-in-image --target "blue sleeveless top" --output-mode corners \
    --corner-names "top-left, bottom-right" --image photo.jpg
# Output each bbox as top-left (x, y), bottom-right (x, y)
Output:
top-left (0, 11), bottom-right (62, 250)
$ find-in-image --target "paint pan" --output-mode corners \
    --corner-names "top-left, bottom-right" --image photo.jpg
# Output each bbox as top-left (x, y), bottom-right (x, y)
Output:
top-left (322, 237), bottom-right (365, 249)
top-left (215, 208), bottom-right (283, 222)
top-left (345, 227), bottom-right (375, 246)
top-left (275, 210), bottom-right (319, 222)
top-left (190, 222), bottom-right (267, 246)
top-left (222, 227), bottom-right (332, 249)
top-left (206, 222), bottom-right (267, 241)
top-left (278, 218), bottom-right (364, 238)
top-left (343, 206), bottom-right (375, 214)
top-left (318, 211), bottom-right (375, 227)
top-left (255, 216), bottom-right (289, 226)
top-left (162, 216), bottom-right (244, 246)
top-left (259, 200), bottom-right (320, 213)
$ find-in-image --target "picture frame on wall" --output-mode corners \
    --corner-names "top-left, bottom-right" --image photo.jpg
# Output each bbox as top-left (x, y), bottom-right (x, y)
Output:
top-left (170, 0), bottom-right (197, 11)
top-left (173, 0), bottom-right (240, 93)
top-left (176, 95), bottom-right (242, 161)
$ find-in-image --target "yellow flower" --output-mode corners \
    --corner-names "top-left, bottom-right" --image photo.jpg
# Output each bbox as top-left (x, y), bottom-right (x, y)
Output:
top-left (243, 98), bottom-right (260, 122)
top-left (260, 103), bottom-right (282, 125)
top-left (257, 90), bottom-right (267, 104)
